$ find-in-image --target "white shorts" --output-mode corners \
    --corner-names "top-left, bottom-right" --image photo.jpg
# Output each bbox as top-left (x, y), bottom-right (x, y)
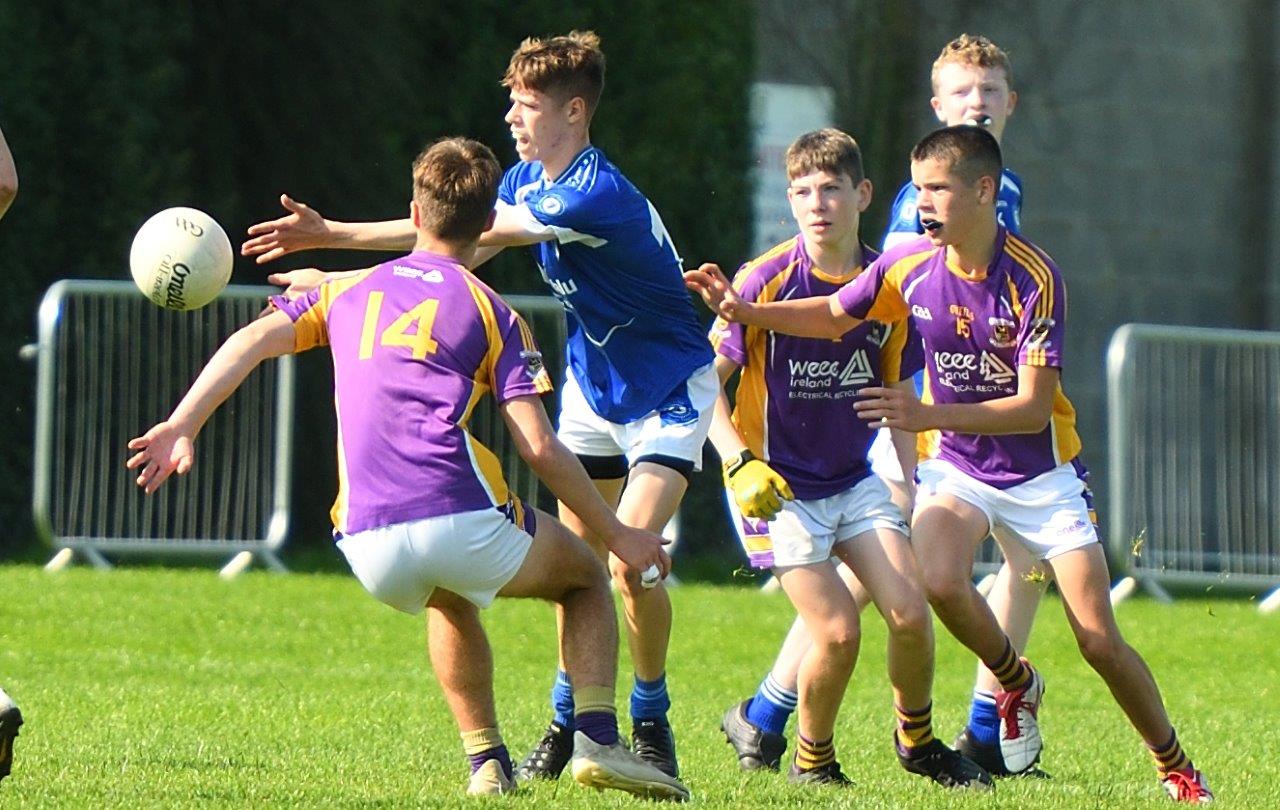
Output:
top-left (556, 363), bottom-right (717, 475)
top-left (336, 506), bottom-right (535, 614)
top-left (915, 458), bottom-right (1100, 561)
top-left (867, 427), bottom-right (906, 484)
top-left (729, 474), bottom-right (910, 569)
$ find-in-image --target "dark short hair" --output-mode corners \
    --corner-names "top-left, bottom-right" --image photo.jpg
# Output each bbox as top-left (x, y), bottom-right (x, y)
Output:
top-left (785, 128), bottom-right (865, 185)
top-left (411, 137), bottom-right (501, 243)
top-left (910, 125), bottom-right (1003, 186)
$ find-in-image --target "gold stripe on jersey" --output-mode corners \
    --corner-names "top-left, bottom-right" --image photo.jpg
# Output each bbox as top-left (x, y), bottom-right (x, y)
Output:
top-left (867, 249), bottom-right (933, 323)
top-left (880, 319), bottom-right (910, 384)
top-left (458, 275), bottom-right (515, 506)
top-left (732, 262), bottom-right (798, 459)
top-left (463, 275), bottom-right (506, 391)
top-left (1050, 382), bottom-right (1082, 465)
top-left (331, 398), bottom-right (351, 532)
top-left (1004, 236), bottom-right (1055, 322)
top-left (291, 267), bottom-right (377, 352)
top-left (917, 372), bottom-right (943, 462)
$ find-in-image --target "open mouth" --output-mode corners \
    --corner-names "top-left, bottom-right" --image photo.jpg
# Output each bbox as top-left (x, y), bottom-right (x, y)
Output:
top-left (921, 219), bottom-right (944, 232)
top-left (966, 115), bottom-right (993, 127)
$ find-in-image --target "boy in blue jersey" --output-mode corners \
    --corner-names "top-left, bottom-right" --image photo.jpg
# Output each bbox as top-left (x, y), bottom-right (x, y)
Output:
top-left (709, 129), bottom-right (990, 790)
top-left (241, 31), bottom-right (710, 780)
top-left (868, 34), bottom-right (1051, 776)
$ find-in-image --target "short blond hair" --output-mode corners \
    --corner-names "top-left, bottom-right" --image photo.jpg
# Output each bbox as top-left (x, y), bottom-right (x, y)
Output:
top-left (931, 34), bottom-right (1013, 91)
top-left (785, 129), bottom-right (865, 185)
top-left (411, 137), bottom-right (501, 244)
top-left (501, 30), bottom-right (605, 114)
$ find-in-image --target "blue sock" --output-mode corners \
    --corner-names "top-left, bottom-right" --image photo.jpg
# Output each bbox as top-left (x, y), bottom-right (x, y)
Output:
top-left (551, 670), bottom-right (575, 730)
top-left (630, 674), bottom-right (671, 721)
top-left (745, 673), bottom-right (796, 737)
top-left (967, 690), bottom-right (999, 747)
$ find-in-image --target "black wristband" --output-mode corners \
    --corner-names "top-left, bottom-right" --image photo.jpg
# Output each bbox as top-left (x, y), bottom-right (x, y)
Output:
top-left (722, 448), bottom-right (755, 479)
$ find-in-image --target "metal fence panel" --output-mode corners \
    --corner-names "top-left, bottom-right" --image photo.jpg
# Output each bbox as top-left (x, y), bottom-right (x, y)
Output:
top-left (1107, 323), bottom-right (1280, 593)
top-left (33, 280), bottom-right (294, 569)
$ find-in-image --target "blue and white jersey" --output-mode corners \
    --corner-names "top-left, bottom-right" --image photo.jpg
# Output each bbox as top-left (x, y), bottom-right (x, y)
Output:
top-left (497, 146), bottom-right (714, 424)
top-left (881, 168), bottom-right (1023, 252)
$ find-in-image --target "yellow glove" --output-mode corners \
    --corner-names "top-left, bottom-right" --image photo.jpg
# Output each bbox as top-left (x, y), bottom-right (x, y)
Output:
top-left (725, 454), bottom-right (794, 521)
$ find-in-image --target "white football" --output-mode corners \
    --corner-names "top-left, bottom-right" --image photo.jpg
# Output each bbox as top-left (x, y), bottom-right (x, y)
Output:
top-left (129, 207), bottom-right (233, 310)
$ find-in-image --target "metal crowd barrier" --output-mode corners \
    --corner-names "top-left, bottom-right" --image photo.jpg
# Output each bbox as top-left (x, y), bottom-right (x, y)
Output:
top-left (1106, 323), bottom-right (1280, 612)
top-left (32, 280), bottom-right (294, 573)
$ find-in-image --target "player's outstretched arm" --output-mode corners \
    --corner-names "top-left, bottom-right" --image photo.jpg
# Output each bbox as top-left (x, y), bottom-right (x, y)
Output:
top-left (855, 365), bottom-right (1058, 435)
top-left (684, 262), bottom-right (858, 339)
top-left (707, 356), bottom-right (792, 520)
top-left (126, 311), bottom-right (297, 494)
top-left (241, 193), bottom-right (416, 263)
top-left (499, 395), bottom-right (672, 578)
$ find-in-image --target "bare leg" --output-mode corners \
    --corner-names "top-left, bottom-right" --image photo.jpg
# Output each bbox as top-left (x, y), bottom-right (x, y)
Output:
top-left (426, 592), bottom-right (497, 732)
top-left (775, 562), bottom-right (860, 743)
top-left (972, 529), bottom-right (1049, 695)
top-left (556, 478), bottom-right (626, 673)
top-left (837, 529), bottom-right (934, 713)
top-left (913, 494), bottom-right (1011, 663)
top-left (500, 510), bottom-right (619, 691)
top-left (608, 463), bottom-right (685, 681)
top-left (1048, 544), bottom-right (1175, 744)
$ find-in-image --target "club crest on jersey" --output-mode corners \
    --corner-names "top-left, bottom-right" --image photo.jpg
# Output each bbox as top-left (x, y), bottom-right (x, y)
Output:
top-left (536, 193), bottom-right (566, 217)
top-left (988, 317), bottom-right (1017, 348)
top-left (520, 350), bottom-right (547, 383)
top-left (1028, 317), bottom-right (1056, 347)
top-left (864, 321), bottom-right (889, 348)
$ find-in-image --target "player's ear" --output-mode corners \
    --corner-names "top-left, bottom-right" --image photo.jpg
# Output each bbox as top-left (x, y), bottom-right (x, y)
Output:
top-left (930, 96), bottom-right (945, 123)
top-left (856, 178), bottom-right (873, 212)
top-left (410, 200), bottom-right (422, 229)
top-left (1006, 89), bottom-right (1018, 116)
top-left (481, 208), bottom-right (497, 234)
top-left (977, 174), bottom-right (997, 204)
top-left (566, 95), bottom-right (587, 125)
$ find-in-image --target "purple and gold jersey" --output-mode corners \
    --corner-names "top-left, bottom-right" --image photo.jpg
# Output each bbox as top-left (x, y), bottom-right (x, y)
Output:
top-left (272, 251), bottom-right (552, 534)
top-left (835, 228), bottom-right (1081, 488)
top-left (712, 237), bottom-right (916, 500)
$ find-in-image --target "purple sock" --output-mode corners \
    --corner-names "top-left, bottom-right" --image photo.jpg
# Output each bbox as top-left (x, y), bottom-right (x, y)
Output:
top-left (575, 711), bottom-right (620, 746)
top-left (468, 745), bottom-right (513, 780)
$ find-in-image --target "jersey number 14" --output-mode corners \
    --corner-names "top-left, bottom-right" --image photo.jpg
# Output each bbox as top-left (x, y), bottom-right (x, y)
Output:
top-left (358, 291), bottom-right (439, 360)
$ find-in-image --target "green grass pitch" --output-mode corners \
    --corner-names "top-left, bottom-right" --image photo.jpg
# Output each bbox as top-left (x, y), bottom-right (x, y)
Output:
top-left (1, 563), bottom-right (1276, 807)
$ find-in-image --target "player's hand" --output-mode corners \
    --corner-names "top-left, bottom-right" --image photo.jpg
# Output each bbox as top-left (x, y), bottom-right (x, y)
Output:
top-left (242, 194), bottom-right (333, 264)
top-left (854, 386), bottom-right (930, 432)
top-left (266, 267), bottom-right (330, 300)
top-left (606, 525), bottom-right (673, 581)
top-left (126, 422), bottom-right (195, 494)
top-left (684, 263), bottom-right (750, 322)
top-left (726, 459), bottom-right (794, 520)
